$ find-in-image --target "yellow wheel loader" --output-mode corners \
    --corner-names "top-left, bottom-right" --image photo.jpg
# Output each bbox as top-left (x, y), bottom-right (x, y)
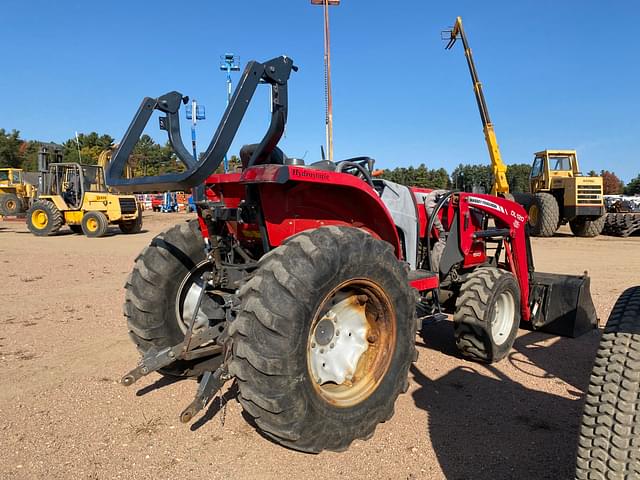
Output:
top-left (0, 168), bottom-right (36, 215)
top-left (26, 162), bottom-right (142, 237)
top-left (527, 150), bottom-right (605, 237)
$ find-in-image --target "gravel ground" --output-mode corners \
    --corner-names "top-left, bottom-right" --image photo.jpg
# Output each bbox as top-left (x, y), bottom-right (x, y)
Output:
top-left (1, 212), bottom-right (638, 480)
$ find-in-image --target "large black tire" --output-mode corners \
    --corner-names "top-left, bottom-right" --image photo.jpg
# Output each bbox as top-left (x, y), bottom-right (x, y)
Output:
top-left (453, 267), bottom-right (520, 363)
top-left (119, 211), bottom-right (143, 234)
top-left (81, 211), bottom-right (109, 237)
top-left (0, 193), bottom-right (22, 215)
top-left (26, 200), bottom-right (63, 236)
top-left (124, 220), bottom-right (218, 377)
top-left (528, 192), bottom-right (560, 237)
top-left (569, 215), bottom-right (606, 238)
top-left (229, 226), bottom-right (416, 453)
top-left (576, 286), bottom-right (640, 479)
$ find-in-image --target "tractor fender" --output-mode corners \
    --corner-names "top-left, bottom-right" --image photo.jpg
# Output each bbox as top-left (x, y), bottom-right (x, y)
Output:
top-left (248, 166), bottom-right (402, 258)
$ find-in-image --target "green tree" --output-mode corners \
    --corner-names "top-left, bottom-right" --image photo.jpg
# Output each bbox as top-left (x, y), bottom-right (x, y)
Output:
top-left (625, 174), bottom-right (640, 195)
top-left (380, 164), bottom-right (449, 189)
top-left (0, 129), bottom-right (23, 168)
top-left (214, 154), bottom-right (241, 173)
top-left (451, 164), bottom-right (492, 192)
top-left (62, 132), bottom-right (114, 164)
top-left (506, 163), bottom-right (531, 193)
top-left (20, 140), bottom-right (41, 171)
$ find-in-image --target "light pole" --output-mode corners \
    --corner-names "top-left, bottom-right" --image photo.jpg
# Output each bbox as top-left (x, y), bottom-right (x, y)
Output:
top-left (311, 0), bottom-right (339, 162)
top-left (220, 53), bottom-right (240, 172)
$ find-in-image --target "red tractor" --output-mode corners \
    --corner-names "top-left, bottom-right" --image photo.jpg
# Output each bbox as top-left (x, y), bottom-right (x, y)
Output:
top-left (107, 56), bottom-right (597, 453)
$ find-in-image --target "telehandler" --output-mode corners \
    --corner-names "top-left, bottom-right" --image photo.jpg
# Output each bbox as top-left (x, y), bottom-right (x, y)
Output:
top-left (26, 145), bottom-right (142, 237)
top-left (443, 17), bottom-right (605, 237)
top-left (107, 55), bottom-right (597, 453)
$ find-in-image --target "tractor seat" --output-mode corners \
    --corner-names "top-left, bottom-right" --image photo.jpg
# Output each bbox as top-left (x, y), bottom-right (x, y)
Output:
top-left (307, 160), bottom-right (337, 171)
top-left (240, 143), bottom-right (288, 169)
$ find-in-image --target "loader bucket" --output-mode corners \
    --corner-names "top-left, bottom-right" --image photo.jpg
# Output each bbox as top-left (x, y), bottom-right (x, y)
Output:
top-left (528, 272), bottom-right (598, 337)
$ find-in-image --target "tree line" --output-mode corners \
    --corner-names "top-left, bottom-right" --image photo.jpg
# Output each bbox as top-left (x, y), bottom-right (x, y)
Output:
top-left (0, 128), bottom-right (184, 176)
top-left (1, 128), bottom-right (639, 195)
top-left (381, 162), bottom-right (637, 195)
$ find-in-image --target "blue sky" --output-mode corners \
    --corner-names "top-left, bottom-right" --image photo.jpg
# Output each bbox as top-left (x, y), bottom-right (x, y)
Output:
top-left (1, 1), bottom-right (638, 181)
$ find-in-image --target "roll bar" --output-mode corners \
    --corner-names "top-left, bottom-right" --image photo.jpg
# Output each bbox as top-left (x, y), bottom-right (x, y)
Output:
top-left (106, 56), bottom-right (297, 192)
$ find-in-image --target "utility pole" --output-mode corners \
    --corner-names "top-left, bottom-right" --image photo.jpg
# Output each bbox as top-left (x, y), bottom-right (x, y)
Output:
top-left (311, 0), bottom-right (339, 161)
top-left (220, 53), bottom-right (240, 172)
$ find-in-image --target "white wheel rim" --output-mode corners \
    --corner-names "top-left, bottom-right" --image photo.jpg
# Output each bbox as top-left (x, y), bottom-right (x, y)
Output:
top-left (309, 295), bottom-right (369, 386)
top-left (491, 291), bottom-right (515, 346)
top-left (175, 260), bottom-right (215, 334)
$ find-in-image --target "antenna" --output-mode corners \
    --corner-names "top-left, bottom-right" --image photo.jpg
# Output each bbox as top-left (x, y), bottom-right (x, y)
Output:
top-left (74, 131), bottom-right (82, 163)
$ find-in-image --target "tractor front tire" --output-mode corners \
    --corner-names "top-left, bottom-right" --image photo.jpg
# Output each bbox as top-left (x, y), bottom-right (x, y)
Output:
top-left (576, 286), bottom-right (640, 479)
top-left (26, 200), bottom-right (63, 236)
top-left (528, 192), bottom-right (559, 237)
top-left (0, 193), bottom-right (22, 215)
top-left (124, 220), bottom-right (218, 377)
top-left (229, 226), bottom-right (416, 453)
top-left (453, 267), bottom-right (520, 363)
top-left (82, 211), bottom-right (109, 237)
top-left (569, 215), bottom-right (606, 238)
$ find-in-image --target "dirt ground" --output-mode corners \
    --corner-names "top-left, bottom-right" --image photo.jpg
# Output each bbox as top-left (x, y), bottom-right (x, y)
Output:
top-left (1, 212), bottom-right (638, 480)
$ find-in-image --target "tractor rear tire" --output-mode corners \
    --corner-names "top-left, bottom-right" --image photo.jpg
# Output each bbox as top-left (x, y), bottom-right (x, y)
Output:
top-left (453, 267), bottom-right (520, 363)
top-left (82, 211), bottom-right (109, 237)
top-left (229, 226), bottom-right (416, 453)
top-left (576, 286), bottom-right (640, 479)
top-left (528, 192), bottom-right (560, 237)
top-left (0, 193), bottom-right (22, 215)
top-left (569, 215), bottom-right (606, 238)
top-left (26, 200), bottom-right (63, 236)
top-left (124, 219), bottom-right (216, 377)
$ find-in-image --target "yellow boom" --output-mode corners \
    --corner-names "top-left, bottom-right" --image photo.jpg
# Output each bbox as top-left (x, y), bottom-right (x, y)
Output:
top-left (445, 16), bottom-right (509, 196)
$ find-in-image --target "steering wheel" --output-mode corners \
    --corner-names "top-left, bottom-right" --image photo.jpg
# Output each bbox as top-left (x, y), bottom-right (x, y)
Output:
top-left (335, 157), bottom-right (375, 187)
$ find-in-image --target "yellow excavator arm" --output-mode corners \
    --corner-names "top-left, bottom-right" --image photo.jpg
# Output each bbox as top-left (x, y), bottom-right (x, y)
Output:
top-left (445, 16), bottom-right (510, 196)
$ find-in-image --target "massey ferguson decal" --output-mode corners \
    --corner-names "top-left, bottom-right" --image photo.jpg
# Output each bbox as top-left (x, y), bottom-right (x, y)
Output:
top-left (467, 196), bottom-right (507, 214)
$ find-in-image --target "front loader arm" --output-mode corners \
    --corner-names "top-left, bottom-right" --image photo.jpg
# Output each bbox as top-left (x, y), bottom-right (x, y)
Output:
top-left (456, 193), bottom-right (531, 320)
top-left (106, 56), bottom-right (297, 192)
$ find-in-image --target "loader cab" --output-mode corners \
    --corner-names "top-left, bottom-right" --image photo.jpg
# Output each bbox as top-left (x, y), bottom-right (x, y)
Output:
top-left (0, 168), bottom-right (23, 186)
top-left (529, 150), bottom-right (579, 192)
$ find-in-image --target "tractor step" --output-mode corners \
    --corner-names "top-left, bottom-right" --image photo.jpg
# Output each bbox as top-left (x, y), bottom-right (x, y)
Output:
top-left (408, 269), bottom-right (439, 291)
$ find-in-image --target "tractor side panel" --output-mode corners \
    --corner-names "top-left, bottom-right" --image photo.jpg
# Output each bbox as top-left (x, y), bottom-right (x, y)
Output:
top-left (258, 182), bottom-right (402, 258)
